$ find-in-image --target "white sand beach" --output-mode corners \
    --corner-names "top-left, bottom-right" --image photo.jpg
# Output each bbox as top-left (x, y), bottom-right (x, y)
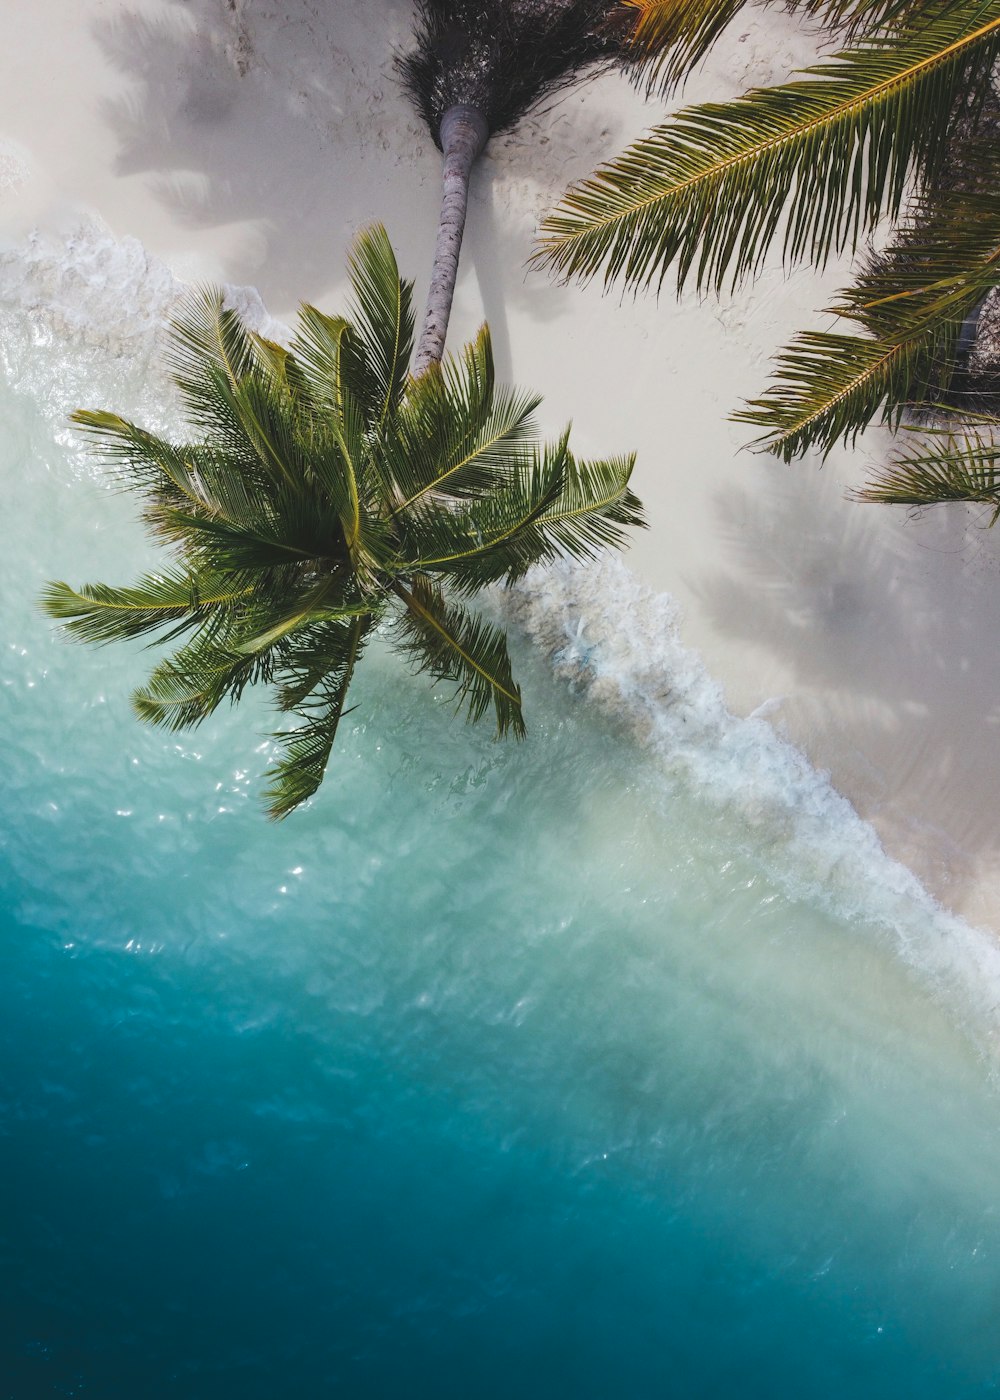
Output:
top-left (3, 0), bottom-right (999, 929)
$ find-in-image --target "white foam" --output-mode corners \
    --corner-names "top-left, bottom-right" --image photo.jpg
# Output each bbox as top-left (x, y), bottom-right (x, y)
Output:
top-left (6, 217), bottom-right (1000, 1038)
top-left (0, 215), bottom-right (282, 446)
top-left (507, 556), bottom-right (1000, 1037)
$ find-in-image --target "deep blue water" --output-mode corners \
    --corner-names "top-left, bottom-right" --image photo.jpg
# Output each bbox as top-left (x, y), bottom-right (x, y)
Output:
top-left (5, 350), bottom-right (1000, 1398)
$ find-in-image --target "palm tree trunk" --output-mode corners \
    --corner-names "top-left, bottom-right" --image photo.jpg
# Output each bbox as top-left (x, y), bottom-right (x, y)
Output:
top-left (413, 104), bottom-right (489, 377)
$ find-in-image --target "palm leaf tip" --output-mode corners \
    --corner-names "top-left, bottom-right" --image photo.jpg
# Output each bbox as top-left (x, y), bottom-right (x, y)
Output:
top-left (342, 224), bottom-right (415, 426)
top-left (541, 450), bottom-right (646, 558)
top-left (393, 578), bottom-right (525, 739)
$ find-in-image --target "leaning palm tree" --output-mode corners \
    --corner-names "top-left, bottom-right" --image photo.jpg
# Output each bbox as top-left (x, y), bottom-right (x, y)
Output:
top-left (399, 0), bottom-right (638, 373)
top-left (536, 0), bottom-right (1000, 512)
top-left (42, 227), bottom-right (643, 817)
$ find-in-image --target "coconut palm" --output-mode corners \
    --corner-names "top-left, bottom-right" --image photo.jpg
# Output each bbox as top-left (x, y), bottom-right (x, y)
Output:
top-left (536, 0), bottom-right (1000, 513)
top-left (399, 0), bottom-right (638, 374)
top-left (42, 227), bottom-right (643, 817)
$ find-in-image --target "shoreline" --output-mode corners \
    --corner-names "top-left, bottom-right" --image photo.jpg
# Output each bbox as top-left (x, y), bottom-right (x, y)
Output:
top-left (3, 0), bottom-right (998, 931)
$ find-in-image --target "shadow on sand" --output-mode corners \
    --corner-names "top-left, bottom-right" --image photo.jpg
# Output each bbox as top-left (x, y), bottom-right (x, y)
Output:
top-left (693, 457), bottom-right (1000, 903)
top-left (90, 0), bottom-right (629, 337)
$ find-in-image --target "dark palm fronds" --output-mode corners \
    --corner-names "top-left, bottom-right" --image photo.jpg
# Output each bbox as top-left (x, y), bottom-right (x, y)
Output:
top-left (536, 2), bottom-right (1000, 295)
top-left (43, 227), bottom-right (644, 817)
top-left (735, 86), bottom-right (1000, 459)
top-left (735, 191), bottom-right (1000, 459)
top-left (621, 0), bottom-right (753, 95)
top-left (398, 0), bottom-right (637, 144)
top-left (787, 0), bottom-right (933, 33)
top-left (852, 421), bottom-right (1000, 520)
top-left (531, 0), bottom-right (1000, 518)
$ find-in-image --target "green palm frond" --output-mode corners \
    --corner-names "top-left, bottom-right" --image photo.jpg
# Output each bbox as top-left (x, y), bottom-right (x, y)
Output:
top-left (69, 411), bottom-right (211, 512)
top-left (389, 326), bottom-right (541, 510)
top-left (157, 505), bottom-right (332, 573)
top-left (248, 333), bottom-right (307, 400)
top-left (264, 615), bottom-right (371, 820)
top-left (215, 371), bottom-right (310, 490)
top-left (854, 423), bottom-right (1000, 518)
top-left (538, 448), bottom-right (646, 557)
top-left (341, 224), bottom-right (415, 432)
top-left (392, 577), bottom-right (525, 738)
top-left (395, 434), bottom-right (569, 587)
top-left (288, 304), bottom-right (352, 421)
top-left (233, 583), bottom-right (372, 657)
top-left (790, 0), bottom-right (935, 32)
top-left (536, 2), bottom-right (1000, 295)
top-left (287, 300), bottom-right (386, 560)
top-left (400, 436), bottom-right (645, 587)
top-left (622, 0), bottom-right (752, 94)
top-left (735, 330), bottom-right (930, 459)
top-left (737, 168), bottom-right (1000, 458)
top-left (132, 633), bottom-right (270, 731)
top-left (166, 286), bottom-right (258, 407)
top-left (273, 610), bottom-right (382, 712)
top-left (39, 570), bottom-right (253, 646)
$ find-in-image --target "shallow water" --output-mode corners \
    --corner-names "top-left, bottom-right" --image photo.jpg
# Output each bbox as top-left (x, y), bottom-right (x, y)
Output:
top-left (4, 235), bottom-right (1000, 1397)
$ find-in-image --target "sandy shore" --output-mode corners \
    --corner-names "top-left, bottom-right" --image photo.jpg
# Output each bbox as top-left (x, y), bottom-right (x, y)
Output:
top-left (3, 0), bottom-right (999, 929)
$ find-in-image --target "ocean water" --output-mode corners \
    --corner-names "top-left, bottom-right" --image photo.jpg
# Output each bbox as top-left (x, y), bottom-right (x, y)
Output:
top-left (5, 230), bottom-right (1000, 1398)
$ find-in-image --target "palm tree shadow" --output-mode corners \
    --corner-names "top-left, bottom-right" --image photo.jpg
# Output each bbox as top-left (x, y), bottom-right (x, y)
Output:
top-left (92, 0), bottom-right (639, 329)
top-left (92, 0), bottom-right (439, 310)
top-left (691, 462), bottom-right (1000, 899)
top-left (473, 76), bottom-right (651, 328)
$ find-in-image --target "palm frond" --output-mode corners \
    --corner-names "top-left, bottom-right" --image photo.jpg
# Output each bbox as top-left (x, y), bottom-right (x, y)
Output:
top-left (287, 303), bottom-right (385, 557)
top-left (288, 305), bottom-right (352, 419)
top-left (132, 635), bottom-right (269, 731)
top-left (537, 447), bottom-right (645, 554)
top-left (737, 168), bottom-right (1000, 457)
top-left (735, 330), bottom-right (929, 458)
top-left (392, 577), bottom-right (525, 737)
top-left (249, 333), bottom-right (306, 400)
top-left (233, 580), bottom-right (372, 657)
top-left (156, 506), bottom-right (333, 574)
top-left (70, 411), bottom-right (209, 512)
top-left (390, 326), bottom-right (540, 510)
top-left (273, 609), bottom-right (383, 712)
top-left (535, 2), bottom-right (1000, 295)
top-left (789, 0), bottom-right (936, 33)
top-left (38, 570), bottom-right (252, 646)
top-left (395, 434), bottom-right (568, 587)
top-left (622, 0), bottom-right (752, 94)
top-left (263, 615), bottom-right (371, 819)
top-left (166, 285), bottom-right (258, 405)
top-left (854, 423), bottom-right (1000, 517)
top-left (398, 436), bottom-right (644, 586)
top-left (341, 225), bottom-right (415, 432)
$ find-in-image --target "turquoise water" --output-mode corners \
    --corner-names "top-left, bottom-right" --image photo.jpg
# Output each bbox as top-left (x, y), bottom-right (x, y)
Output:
top-left (5, 237), bottom-right (1000, 1396)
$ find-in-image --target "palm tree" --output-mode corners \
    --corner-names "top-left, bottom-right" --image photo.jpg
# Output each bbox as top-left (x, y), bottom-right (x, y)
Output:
top-left (399, 0), bottom-right (638, 374)
top-left (535, 0), bottom-right (1000, 513)
top-left (42, 227), bottom-right (643, 817)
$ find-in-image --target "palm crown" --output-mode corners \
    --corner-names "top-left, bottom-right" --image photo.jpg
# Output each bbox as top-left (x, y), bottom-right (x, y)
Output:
top-left (537, 0), bottom-right (1000, 510)
top-left (43, 226), bottom-right (643, 818)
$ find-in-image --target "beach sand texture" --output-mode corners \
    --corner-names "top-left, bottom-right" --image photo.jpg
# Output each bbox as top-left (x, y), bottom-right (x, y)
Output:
top-left (2, 0), bottom-right (998, 929)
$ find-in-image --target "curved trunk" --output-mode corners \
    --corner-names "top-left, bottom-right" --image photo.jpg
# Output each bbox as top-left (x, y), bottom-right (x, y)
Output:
top-left (413, 104), bottom-right (489, 377)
